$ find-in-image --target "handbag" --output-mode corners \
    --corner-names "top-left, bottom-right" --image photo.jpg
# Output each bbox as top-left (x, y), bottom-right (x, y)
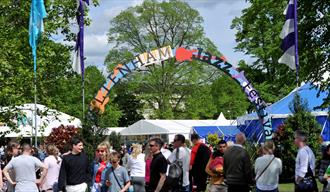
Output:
top-left (296, 166), bottom-right (315, 191)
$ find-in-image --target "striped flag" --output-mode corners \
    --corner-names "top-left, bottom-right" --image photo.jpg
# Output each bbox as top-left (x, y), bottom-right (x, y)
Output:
top-left (278, 0), bottom-right (299, 72)
top-left (72, 0), bottom-right (89, 78)
top-left (29, 0), bottom-right (47, 72)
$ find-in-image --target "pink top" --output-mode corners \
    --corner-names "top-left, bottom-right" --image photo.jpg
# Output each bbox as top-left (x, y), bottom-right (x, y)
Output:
top-left (42, 155), bottom-right (62, 190)
top-left (145, 157), bottom-right (152, 183)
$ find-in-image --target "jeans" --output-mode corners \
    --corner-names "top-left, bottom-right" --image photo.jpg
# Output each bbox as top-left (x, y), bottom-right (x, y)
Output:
top-left (131, 176), bottom-right (146, 192)
top-left (182, 185), bottom-right (190, 192)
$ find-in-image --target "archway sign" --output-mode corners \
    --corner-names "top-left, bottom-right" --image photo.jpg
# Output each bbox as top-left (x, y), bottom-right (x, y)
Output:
top-left (90, 46), bottom-right (273, 141)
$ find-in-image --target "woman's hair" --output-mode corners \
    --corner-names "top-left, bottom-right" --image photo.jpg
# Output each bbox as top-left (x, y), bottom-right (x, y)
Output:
top-left (144, 143), bottom-right (152, 161)
top-left (111, 151), bottom-right (121, 159)
top-left (262, 141), bottom-right (275, 154)
top-left (131, 143), bottom-right (142, 159)
top-left (5, 140), bottom-right (19, 163)
top-left (46, 144), bottom-right (61, 164)
top-left (97, 141), bottom-right (111, 161)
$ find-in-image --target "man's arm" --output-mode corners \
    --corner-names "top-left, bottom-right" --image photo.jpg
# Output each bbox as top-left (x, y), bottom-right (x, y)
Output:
top-left (36, 166), bottom-right (48, 185)
top-left (120, 181), bottom-right (131, 192)
top-left (3, 166), bottom-right (15, 185)
top-left (58, 157), bottom-right (67, 191)
top-left (155, 173), bottom-right (166, 192)
top-left (34, 157), bottom-right (48, 185)
top-left (120, 167), bottom-right (131, 192)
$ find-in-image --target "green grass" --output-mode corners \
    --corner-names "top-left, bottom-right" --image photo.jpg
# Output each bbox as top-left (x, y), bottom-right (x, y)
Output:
top-left (279, 181), bottom-right (323, 192)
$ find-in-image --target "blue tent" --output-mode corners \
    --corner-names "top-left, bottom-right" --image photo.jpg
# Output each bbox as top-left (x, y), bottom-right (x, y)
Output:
top-left (238, 83), bottom-right (329, 142)
top-left (193, 125), bottom-right (240, 142)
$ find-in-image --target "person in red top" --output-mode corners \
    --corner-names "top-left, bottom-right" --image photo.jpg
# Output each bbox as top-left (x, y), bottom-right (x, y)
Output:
top-left (92, 141), bottom-right (112, 192)
top-left (190, 133), bottom-right (211, 192)
top-left (144, 144), bottom-right (153, 192)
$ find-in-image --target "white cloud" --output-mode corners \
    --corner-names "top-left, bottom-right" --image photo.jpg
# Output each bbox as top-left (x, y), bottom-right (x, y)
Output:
top-left (84, 33), bottom-right (111, 65)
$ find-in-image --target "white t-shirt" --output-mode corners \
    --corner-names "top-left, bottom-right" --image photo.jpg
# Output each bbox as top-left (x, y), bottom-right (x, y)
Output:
top-left (42, 155), bottom-right (62, 191)
top-left (161, 148), bottom-right (171, 159)
top-left (295, 146), bottom-right (316, 179)
top-left (127, 153), bottom-right (146, 177)
top-left (167, 147), bottom-right (190, 187)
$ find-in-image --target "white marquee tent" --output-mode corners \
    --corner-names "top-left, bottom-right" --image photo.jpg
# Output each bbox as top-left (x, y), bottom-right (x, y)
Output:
top-left (120, 113), bottom-right (237, 143)
top-left (0, 103), bottom-right (81, 137)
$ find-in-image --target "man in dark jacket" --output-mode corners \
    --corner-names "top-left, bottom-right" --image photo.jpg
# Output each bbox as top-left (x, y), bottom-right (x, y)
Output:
top-left (224, 133), bottom-right (253, 192)
top-left (190, 133), bottom-right (211, 192)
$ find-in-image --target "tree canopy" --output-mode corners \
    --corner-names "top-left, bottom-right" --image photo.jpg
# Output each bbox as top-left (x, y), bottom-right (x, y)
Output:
top-left (106, 0), bottom-right (251, 119)
top-left (232, 0), bottom-right (329, 107)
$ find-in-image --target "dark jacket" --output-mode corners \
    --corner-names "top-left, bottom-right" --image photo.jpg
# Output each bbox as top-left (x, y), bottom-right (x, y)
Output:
top-left (223, 145), bottom-right (253, 186)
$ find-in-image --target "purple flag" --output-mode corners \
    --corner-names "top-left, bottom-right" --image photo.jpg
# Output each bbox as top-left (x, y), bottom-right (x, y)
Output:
top-left (278, 0), bottom-right (299, 80)
top-left (73, 0), bottom-right (89, 79)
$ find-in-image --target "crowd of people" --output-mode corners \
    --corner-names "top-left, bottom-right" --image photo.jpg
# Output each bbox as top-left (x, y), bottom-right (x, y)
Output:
top-left (0, 130), bottom-right (328, 192)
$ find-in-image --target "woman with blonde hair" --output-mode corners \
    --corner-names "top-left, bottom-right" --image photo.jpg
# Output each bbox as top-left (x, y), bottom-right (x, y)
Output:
top-left (91, 141), bottom-right (112, 192)
top-left (255, 141), bottom-right (282, 192)
top-left (127, 143), bottom-right (146, 192)
top-left (41, 144), bottom-right (62, 192)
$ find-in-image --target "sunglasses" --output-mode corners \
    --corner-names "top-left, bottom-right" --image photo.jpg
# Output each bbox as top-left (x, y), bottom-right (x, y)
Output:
top-left (96, 149), bottom-right (105, 153)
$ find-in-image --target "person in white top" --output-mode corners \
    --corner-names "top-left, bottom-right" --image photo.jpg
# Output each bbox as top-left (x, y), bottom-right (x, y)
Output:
top-left (255, 141), bottom-right (282, 192)
top-left (160, 144), bottom-right (171, 160)
top-left (127, 144), bottom-right (146, 192)
top-left (294, 130), bottom-right (318, 192)
top-left (41, 144), bottom-right (62, 192)
top-left (167, 134), bottom-right (190, 192)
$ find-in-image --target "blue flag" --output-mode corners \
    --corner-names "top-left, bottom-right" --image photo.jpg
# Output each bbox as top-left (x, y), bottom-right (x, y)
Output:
top-left (29, 0), bottom-right (47, 72)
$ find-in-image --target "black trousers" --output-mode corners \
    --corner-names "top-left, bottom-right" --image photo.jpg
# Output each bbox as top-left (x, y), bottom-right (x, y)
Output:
top-left (228, 184), bottom-right (250, 192)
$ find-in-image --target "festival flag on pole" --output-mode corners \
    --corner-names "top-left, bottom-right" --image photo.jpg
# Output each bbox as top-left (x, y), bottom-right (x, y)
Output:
top-left (278, 0), bottom-right (299, 76)
top-left (72, 0), bottom-right (89, 78)
top-left (29, 0), bottom-right (47, 72)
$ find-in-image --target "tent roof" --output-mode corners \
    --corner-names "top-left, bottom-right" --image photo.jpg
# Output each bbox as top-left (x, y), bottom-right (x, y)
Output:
top-left (120, 119), bottom-right (236, 136)
top-left (0, 103), bottom-right (81, 137)
top-left (193, 125), bottom-right (240, 140)
top-left (239, 82), bottom-right (329, 121)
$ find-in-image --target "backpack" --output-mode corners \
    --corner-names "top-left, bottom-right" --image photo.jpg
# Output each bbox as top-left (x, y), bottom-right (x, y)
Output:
top-left (168, 148), bottom-right (183, 181)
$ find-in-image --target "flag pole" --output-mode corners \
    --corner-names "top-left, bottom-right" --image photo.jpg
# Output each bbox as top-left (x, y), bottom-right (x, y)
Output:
top-left (34, 61), bottom-right (38, 147)
top-left (77, 0), bottom-right (89, 121)
top-left (294, 0), bottom-right (299, 87)
top-left (29, 0), bottom-right (46, 147)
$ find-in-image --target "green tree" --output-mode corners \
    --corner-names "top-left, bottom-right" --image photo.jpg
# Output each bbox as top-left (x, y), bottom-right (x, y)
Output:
top-left (211, 75), bottom-right (250, 118)
top-left (232, 0), bottom-right (329, 107)
top-left (207, 133), bottom-right (220, 148)
top-left (183, 85), bottom-right (217, 119)
top-left (0, 0), bottom-right (96, 111)
top-left (106, 0), bottom-right (222, 119)
top-left (113, 83), bottom-right (144, 127)
top-left (274, 94), bottom-right (321, 180)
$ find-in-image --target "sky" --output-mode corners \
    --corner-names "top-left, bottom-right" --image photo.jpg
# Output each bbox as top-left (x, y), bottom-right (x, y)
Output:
top-left (81, 0), bottom-right (251, 73)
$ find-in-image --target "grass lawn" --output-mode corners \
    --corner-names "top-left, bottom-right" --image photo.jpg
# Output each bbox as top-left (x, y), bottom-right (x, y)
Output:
top-left (279, 182), bottom-right (323, 192)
